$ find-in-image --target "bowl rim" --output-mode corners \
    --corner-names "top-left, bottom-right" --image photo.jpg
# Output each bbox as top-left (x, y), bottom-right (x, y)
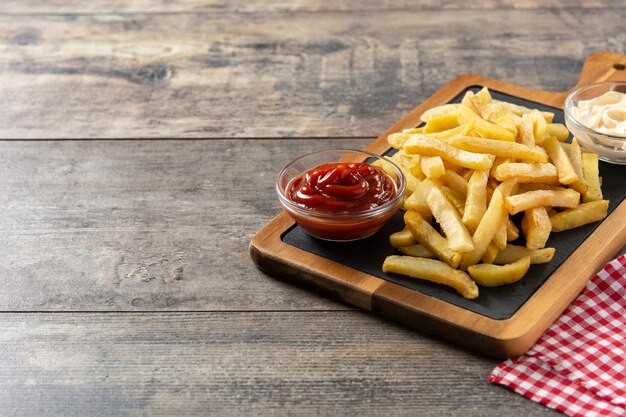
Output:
top-left (276, 148), bottom-right (406, 220)
top-left (564, 80), bottom-right (626, 140)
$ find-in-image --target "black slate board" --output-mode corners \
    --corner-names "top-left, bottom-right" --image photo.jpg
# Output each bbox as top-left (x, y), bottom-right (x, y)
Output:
top-left (283, 87), bottom-right (626, 320)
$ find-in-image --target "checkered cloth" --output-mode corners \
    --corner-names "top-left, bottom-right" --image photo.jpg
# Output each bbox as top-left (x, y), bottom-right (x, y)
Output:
top-left (489, 255), bottom-right (626, 417)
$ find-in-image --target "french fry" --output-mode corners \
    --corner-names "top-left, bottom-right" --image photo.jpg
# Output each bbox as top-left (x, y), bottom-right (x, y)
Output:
top-left (493, 219), bottom-right (508, 250)
top-left (543, 135), bottom-right (578, 185)
top-left (460, 188), bottom-right (507, 269)
top-left (420, 156), bottom-right (445, 179)
top-left (387, 132), bottom-right (410, 150)
top-left (505, 188), bottom-right (580, 215)
top-left (404, 135), bottom-right (494, 170)
top-left (519, 113), bottom-right (535, 147)
top-left (424, 113), bottom-right (459, 133)
top-left (530, 110), bottom-right (547, 144)
top-left (403, 181), bottom-right (432, 220)
top-left (390, 227), bottom-right (417, 248)
top-left (494, 245), bottom-right (555, 264)
top-left (425, 124), bottom-right (473, 141)
top-left (497, 101), bottom-right (554, 122)
top-left (425, 183), bottom-right (474, 253)
top-left (546, 123), bottom-right (570, 142)
top-left (481, 243), bottom-right (499, 264)
top-left (441, 169), bottom-right (469, 196)
top-left (462, 169), bottom-right (488, 231)
top-left (383, 255), bottom-right (478, 299)
top-left (420, 104), bottom-right (459, 123)
top-left (521, 207), bottom-right (552, 249)
top-left (404, 210), bottom-right (462, 268)
top-left (398, 244), bottom-right (435, 258)
top-left (582, 152), bottom-right (603, 202)
top-left (455, 104), bottom-right (515, 141)
top-left (506, 219), bottom-right (520, 241)
top-left (468, 257), bottom-right (531, 287)
top-left (447, 136), bottom-right (549, 163)
top-left (549, 200), bottom-right (609, 232)
top-left (567, 138), bottom-right (589, 195)
top-left (441, 186), bottom-right (466, 216)
top-left (386, 153), bottom-right (420, 195)
top-left (493, 162), bottom-right (558, 184)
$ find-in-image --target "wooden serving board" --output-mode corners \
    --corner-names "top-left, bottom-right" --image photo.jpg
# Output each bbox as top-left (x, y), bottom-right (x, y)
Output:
top-left (250, 51), bottom-right (626, 359)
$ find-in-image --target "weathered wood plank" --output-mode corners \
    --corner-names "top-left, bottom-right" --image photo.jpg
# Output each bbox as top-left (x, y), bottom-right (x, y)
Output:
top-left (0, 138), bottom-right (372, 311)
top-left (0, 311), bottom-right (561, 417)
top-left (0, 10), bottom-right (625, 138)
top-left (1, 0), bottom-right (623, 14)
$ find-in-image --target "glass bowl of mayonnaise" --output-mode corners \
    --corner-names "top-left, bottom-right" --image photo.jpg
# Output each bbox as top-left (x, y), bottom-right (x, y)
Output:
top-left (565, 81), bottom-right (626, 164)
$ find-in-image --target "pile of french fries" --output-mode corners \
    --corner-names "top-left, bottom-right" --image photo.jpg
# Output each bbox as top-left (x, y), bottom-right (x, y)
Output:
top-left (378, 87), bottom-right (609, 300)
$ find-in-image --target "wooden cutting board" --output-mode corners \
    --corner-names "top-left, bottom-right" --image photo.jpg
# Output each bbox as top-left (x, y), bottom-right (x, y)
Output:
top-left (250, 51), bottom-right (626, 359)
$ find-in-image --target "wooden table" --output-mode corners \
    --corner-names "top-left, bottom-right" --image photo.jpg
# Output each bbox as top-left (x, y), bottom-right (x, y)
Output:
top-left (1, 2), bottom-right (624, 415)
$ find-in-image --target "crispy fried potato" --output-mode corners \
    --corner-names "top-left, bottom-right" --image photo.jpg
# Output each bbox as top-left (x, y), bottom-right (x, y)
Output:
top-left (462, 169), bottom-right (488, 231)
top-left (497, 101), bottom-right (554, 122)
top-left (468, 257), bottom-right (531, 287)
top-left (481, 243), bottom-right (499, 264)
top-left (386, 153), bottom-right (420, 195)
top-left (567, 138), bottom-right (589, 195)
top-left (549, 200), bottom-right (609, 232)
top-left (543, 135), bottom-right (578, 185)
top-left (424, 113), bottom-right (459, 133)
top-left (547, 123), bottom-right (570, 142)
top-left (521, 207), bottom-right (552, 250)
top-left (420, 104), bottom-right (459, 123)
top-left (404, 210), bottom-right (462, 268)
top-left (404, 135), bottom-right (494, 170)
top-left (493, 219), bottom-right (508, 250)
top-left (506, 219), bottom-right (520, 241)
top-left (389, 227), bottom-right (417, 248)
top-left (494, 245), bottom-right (555, 265)
top-left (425, 183), bottom-right (474, 253)
top-left (441, 169), bottom-right (469, 196)
top-left (398, 244), bottom-right (435, 258)
top-left (582, 152), bottom-right (603, 202)
top-left (455, 104), bottom-right (515, 141)
top-left (383, 255), bottom-right (478, 299)
top-left (420, 156), bottom-right (445, 179)
top-left (447, 136), bottom-right (549, 163)
top-left (441, 186), bottom-right (466, 216)
top-left (493, 162), bottom-right (558, 184)
top-left (505, 188), bottom-right (580, 215)
top-left (519, 113), bottom-right (536, 147)
top-left (460, 188), bottom-right (507, 269)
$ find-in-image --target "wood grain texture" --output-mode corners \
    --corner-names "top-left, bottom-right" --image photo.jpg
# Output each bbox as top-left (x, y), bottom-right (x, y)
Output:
top-left (1, 10), bottom-right (625, 138)
top-left (0, 311), bottom-right (561, 417)
top-left (2, 0), bottom-right (623, 14)
top-left (0, 138), bottom-right (374, 311)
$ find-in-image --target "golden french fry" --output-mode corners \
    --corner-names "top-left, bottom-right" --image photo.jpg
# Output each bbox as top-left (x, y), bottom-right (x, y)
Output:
top-left (494, 245), bottom-right (555, 265)
top-left (546, 123), bottom-right (570, 142)
top-left (543, 135), bottom-right (578, 185)
top-left (530, 110), bottom-right (547, 144)
top-left (582, 152), bottom-right (603, 202)
top-left (425, 183), bottom-right (474, 253)
top-left (567, 138), bottom-right (589, 195)
top-left (481, 243), bottom-right (499, 264)
top-left (455, 104), bottom-right (515, 141)
top-left (424, 113), bottom-right (459, 133)
top-left (425, 124), bottom-right (473, 141)
top-left (404, 210), bottom-right (462, 268)
top-left (550, 200), bottom-right (609, 232)
top-left (447, 136), bottom-right (548, 163)
top-left (505, 188), bottom-right (580, 215)
top-left (420, 104), bottom-right (460, 123)
top-left (493, 162), bottom-right (558, 184)
top-left (404, 135), bottom-right (494, 170)
top-left (460, 188), bottom-right (507, 269)
top-left (398, 244), bottom-right (435, 258)
top-left (387, 132), bottom-right (410, 150)
top-left (521, 207), bottom-right (552, 249)
top-left (390, 227), bottom-right (417, 248)
top-left (441, 169), bottom-right (469, 196)
top-left (493, 219), bottom-right (508, 250)
top-left (420, 156), bottom-right (445, 179)
top-left (468, 257), bottom-right (531, 287)
top-left (383, 255), bottom-right (478, 299)
top-left (496, 101), bottom-right (554, 122)
top-left (441, 186), bottom-right (466, 216)
top-left (462, 169), bottom-right (488, 231)
top-left (386, 153), bottom-right (420, 195)
top-left (519, 113), bottom-right (535, 147)
top-left (506, 218), bottom-right (520, 241)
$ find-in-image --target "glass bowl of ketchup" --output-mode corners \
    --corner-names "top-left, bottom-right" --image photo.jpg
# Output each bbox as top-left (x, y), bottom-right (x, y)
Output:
top-left (276, 149), bottom-right (406, 241)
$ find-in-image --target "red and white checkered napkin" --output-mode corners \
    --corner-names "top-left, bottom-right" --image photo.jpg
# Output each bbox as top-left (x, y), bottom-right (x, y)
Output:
top-left (489, 255), bottom-right (626, 417)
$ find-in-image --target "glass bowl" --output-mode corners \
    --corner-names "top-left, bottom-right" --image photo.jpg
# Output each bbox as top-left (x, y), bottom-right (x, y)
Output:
top-left (276, 149), bottom-right (406, 241)
top-left (564, 81), bottom-right (626, 164)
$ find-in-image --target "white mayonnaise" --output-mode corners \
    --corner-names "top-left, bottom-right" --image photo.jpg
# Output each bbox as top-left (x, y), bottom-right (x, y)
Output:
top-left (572, 90), bottom-right (626, 136)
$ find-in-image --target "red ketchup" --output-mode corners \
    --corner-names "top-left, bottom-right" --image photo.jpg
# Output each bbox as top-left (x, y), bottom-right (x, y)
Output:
top-left (287, 162), bottom-right (397, 213)
top-left (283, 162), bottom-right (400, 241)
